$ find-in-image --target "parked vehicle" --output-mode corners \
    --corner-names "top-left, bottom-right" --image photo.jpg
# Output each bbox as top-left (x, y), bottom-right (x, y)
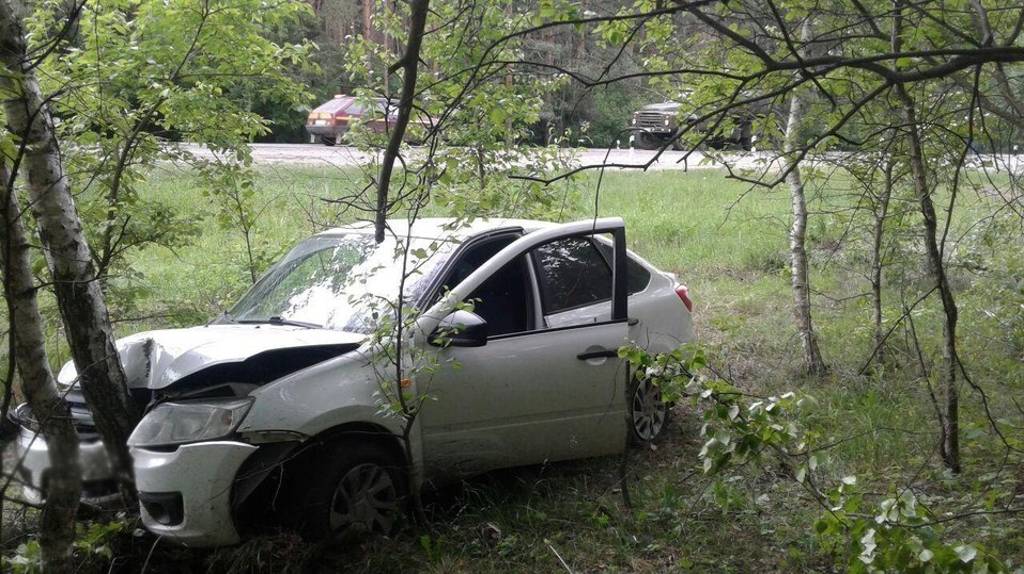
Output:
top-left (630, 101), bottom-right (753, 151)
top-left (305, 94), bottom-right (429, 146)
top-left (12, 217), bottom-right (694, 546)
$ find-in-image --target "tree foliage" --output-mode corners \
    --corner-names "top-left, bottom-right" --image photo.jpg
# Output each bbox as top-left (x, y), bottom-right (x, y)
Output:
top-left (26, 0), bottom-right (314, 301)
top-left (622, 343), bottom-right (1016, 572)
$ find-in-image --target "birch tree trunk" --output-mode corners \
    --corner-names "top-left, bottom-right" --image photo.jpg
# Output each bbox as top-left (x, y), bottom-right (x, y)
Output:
top-left (782, 19), bottom-right (827, 376)
top-left (0, 0), bottom-right (140, 501)
top-left (0, 161), bottom-right (81, 574)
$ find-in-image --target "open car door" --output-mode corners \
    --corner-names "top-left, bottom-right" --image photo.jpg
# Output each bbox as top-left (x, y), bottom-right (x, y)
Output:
top-left (416, 218), bottom-right (633, 479)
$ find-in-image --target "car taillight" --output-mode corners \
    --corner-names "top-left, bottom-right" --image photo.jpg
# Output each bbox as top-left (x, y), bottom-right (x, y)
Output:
top-left (675, 285), bottom-right (693, 312)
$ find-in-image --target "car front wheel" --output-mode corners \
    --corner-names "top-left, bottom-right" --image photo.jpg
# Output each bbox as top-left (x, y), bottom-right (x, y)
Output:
top-left (280, 439), bottom-right (406, 540)
top-left (629, 377), bottom-right (669, 444)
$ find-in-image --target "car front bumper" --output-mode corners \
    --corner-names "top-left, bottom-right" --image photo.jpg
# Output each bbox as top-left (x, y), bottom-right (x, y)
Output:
top-left (634, 126), bottom-right (676, 135)
top-left (305, 123), bottom-right (349, 137)
top-left (133, 440), bottom-right (257, 547)
top-left (14, 422), bottom-right (118, 505)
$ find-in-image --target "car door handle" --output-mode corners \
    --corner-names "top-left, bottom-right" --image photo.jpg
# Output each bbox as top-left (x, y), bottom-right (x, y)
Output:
top-left (576, 349), bottom-right (618, 361)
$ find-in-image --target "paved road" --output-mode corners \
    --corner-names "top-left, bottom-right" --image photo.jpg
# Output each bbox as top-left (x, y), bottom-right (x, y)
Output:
top-left (181, 143), bottom-right (763, 172)
top-left (180, 143), bottom-right (1023, 175)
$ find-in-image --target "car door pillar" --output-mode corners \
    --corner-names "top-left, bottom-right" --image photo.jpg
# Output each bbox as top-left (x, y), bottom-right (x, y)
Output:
top-left (610, 226), bottom-right (628, 322)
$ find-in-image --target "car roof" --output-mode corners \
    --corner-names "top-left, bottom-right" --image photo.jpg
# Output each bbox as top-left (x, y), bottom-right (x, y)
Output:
top-left (316, 217), bottom-right (555, 241)
top-left (311, 94), bottom-right (392, 114)
top-left (311, 96), bottom-right (356, 114)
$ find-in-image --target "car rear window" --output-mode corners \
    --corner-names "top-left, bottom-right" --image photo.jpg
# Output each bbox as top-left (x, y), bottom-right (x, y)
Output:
top-left (343, 99), bottom-right (393, 117)
top-left (312, 97), bottom-right (355, 114)
top-left (593, 240), bottom-right (652, 295)
top-left (531, 236), bottom-right (613, 314)
top-left (344, 102), bottom-right (366, 115)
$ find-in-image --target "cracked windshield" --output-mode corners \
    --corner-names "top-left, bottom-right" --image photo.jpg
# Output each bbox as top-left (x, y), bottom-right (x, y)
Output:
top-left (230, 233), bottom-right (451, 332)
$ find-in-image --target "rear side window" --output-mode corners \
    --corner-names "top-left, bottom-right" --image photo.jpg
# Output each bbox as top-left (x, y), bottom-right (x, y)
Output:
top-left (531, 236), bottom-right (613, 314)
top-left (594, 240), bottom-right (652, 295)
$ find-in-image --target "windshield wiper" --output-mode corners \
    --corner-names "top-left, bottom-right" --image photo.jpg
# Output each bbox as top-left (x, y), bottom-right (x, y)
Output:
top-left (236, 316), bottom-right (322, 329)
top-left (208, 311), bottom-right (235, 326)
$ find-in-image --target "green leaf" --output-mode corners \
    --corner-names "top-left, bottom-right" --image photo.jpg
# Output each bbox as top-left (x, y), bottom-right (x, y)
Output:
top-left (955, 545), bottom-right (977, 563)
top-left (727, 403), bottom-right (739, 420)
top-left (814, 519), bottom-right (829, 534)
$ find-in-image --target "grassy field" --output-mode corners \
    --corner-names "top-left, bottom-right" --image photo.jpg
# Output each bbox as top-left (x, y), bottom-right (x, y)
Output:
top-left (7, 164), bottom-right (1024, 572)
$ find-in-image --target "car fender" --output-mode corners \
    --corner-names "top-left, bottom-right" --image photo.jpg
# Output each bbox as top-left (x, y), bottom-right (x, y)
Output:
top-left (627, 271), bottom-right (695, 358)
top-left (237, 347), bottom-right (423, 482)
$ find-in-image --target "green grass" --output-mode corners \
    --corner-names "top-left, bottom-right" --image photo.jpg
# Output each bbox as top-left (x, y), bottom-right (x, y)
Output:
top-left (6, 163), bottom-right (1023, 572)
top-left (587, 170), bottom-right (790, 276)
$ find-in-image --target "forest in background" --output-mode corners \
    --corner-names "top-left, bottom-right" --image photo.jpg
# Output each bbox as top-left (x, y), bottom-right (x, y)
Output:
top-left (254, 0), bottom-right (682, 146)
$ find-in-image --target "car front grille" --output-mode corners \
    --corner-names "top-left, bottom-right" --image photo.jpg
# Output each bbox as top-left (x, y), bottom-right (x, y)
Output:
top-left (65, 389), bottom-right (101, 441)
top-left (13, 390), bottom-right (101, 442)
top-left (635, 112), bottom-right (670, 129)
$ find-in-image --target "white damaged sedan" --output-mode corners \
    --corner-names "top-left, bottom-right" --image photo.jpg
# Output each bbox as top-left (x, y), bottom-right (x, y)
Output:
top-left (13, 217), bottom-right (694, 546)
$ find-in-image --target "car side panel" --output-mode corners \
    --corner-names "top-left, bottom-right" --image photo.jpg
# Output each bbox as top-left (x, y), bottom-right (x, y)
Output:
top-left (419, 322), bottom-right (629, 480)
top-left (237, 350), bottom-right (421, 475)
top-left (535, 272), bottom-right (692, 355)
top-left (629, 271), bottom-right (694, 355)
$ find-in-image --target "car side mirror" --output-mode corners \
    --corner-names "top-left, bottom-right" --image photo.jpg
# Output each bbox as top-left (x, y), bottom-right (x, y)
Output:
top-left (430, 310), bottom-right (488, 348)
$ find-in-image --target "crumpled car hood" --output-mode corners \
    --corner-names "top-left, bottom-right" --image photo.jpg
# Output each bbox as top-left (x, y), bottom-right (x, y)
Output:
top-left (57, 324), bottom-right (365, 390)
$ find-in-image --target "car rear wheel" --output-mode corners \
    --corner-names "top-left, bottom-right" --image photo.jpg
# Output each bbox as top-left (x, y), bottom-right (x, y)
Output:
top-left (279, 439), bottom-right (406, 540)
top-left (629, 377), bottom-right (669, 444)
top-left (320, 134), bottom-right (337, 146)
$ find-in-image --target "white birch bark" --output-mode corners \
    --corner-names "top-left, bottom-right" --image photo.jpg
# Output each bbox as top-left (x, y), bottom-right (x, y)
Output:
top-left (0, 160), bottom-right (81, 574)
top-left (0, 0), bottom-right (139, 501)
top-left (782, 19), bottom-right (827, 375)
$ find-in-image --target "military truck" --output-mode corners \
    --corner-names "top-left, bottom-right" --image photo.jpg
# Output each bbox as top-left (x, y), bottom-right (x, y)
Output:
top-left (629, 101), bottom-right (753, 151)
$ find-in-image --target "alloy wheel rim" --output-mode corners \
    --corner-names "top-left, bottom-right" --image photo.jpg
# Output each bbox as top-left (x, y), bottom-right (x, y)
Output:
top-left (328, 462), bottom-right (399, 534)
top-left (632, 379), bottom-right (666, 441)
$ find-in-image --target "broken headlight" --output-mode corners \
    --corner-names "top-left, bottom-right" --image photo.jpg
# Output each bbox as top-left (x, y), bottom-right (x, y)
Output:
top-left (10, 403), bottom-right (38, 432)
top-left (127, 398), bottom-right (253, 448)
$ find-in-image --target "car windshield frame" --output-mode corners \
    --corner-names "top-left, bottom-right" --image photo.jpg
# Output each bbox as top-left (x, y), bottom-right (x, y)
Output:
top-left (227, 232), bottom-right (455, 333)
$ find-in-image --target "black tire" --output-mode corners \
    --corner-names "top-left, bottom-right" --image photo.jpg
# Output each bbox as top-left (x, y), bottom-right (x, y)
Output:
top-left (278, 438), bottom-right (407, 541)
top-left (320, 135), bottom-right (337, 147)
top-left (629, 377), bottom-right (670, 445)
